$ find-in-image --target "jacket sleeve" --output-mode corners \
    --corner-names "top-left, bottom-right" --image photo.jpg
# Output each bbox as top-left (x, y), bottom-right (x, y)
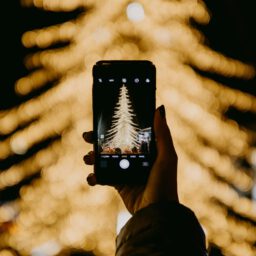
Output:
top-left (116, 202), bottom-right (208, 256)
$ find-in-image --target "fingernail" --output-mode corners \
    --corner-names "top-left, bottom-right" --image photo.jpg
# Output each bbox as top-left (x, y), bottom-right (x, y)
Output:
top-left (159, 105), bottom-right (165, 118)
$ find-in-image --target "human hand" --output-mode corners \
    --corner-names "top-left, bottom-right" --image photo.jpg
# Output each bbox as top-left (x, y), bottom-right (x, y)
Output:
top-left (83, 105), bottom-right (178, 214)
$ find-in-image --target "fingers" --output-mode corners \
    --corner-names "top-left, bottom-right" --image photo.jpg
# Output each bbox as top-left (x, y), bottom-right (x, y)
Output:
top-left (87, 173), bottom-right (97, 186)
top-left (83, 151), bottom-right (95, 165)
top-left (83, 132), bottom-right (97, 186)
top-left (154, 105), bottom-right (176, 161)
top-left (144, 105), bottom-right (179, 202)
top-left (83, 153), bottom-right (97, 185)
top-left (83, 131), bottom-right (94, 144)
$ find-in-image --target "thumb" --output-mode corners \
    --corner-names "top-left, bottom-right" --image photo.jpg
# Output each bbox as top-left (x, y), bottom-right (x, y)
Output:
top-left (144, 105), bottom-right (179, 203)
top-left (154, 105), bottom-right (176, 161)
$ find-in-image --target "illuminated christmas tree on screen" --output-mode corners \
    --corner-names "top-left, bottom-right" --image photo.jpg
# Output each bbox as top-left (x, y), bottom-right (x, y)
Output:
top-left (104, 85), bottom-right (139, 152)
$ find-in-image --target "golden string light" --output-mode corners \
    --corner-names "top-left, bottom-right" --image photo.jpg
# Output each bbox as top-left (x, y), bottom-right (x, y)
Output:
top-left (171, 117), bottom-right (252, 192)
top-left (22, 21), bottom-right (78, 49)
top-left (178, 152), bottom-right (256, 256)
top-left (0, 0), bottom-right (255, 255)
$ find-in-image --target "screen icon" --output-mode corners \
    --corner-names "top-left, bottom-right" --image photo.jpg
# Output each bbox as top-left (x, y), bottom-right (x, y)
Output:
top-left (101, 155), bottom-right (110, 158)
top-left (142, 161), bottom-right (149, 167)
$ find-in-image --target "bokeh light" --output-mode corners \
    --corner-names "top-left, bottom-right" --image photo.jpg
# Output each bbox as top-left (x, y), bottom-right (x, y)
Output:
top-left (0, 0), bottom-right (255, 256)
top-left (126, 2), bottom-right (145, 22)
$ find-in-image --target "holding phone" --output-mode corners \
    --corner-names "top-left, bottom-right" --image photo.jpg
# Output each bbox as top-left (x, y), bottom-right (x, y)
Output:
top-left (92, 60), bottom-right (156, 185)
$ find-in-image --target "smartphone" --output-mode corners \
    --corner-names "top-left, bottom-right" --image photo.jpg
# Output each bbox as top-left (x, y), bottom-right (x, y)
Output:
top-left (92, 60), bottom-right (156, 185)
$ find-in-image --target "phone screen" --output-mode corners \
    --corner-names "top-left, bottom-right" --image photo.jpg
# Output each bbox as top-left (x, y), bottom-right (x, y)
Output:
top-left (93, 61), bottom-right (156, 184)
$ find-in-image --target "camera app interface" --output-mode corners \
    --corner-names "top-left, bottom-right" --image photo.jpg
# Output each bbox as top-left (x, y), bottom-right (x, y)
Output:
top-left (95, 73), bottom-right (154, 170)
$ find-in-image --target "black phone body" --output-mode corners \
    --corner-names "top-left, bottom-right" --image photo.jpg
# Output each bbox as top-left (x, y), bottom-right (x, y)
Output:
top-left (92, 60), bottom-right (156, 185)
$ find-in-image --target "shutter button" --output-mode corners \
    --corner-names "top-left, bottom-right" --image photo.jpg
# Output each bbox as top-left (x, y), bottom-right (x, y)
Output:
top-left (119, 159), bottom-right (130, 169)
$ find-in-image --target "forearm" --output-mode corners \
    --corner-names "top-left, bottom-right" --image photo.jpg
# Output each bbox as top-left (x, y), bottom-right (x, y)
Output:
top-left (116, 202), bottom-right (208, 256)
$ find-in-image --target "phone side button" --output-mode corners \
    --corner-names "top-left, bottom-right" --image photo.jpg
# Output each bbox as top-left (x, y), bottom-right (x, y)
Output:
top-left (119, 159), bottom-right (130, 169)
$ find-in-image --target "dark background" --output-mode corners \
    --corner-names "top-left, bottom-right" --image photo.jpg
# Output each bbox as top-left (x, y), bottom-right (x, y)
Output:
top-left (0, 1), bottom-right (255, 255)
top-left (1, 0), bottom-right (255, 138)
top-left (0, 1), bottom-right (83, 110)
top-left (1, 1), bottom-right (255, 110)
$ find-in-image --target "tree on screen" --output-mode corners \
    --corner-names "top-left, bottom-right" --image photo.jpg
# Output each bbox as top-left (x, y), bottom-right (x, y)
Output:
top-left (104, 85), bottom-right (139, 151)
